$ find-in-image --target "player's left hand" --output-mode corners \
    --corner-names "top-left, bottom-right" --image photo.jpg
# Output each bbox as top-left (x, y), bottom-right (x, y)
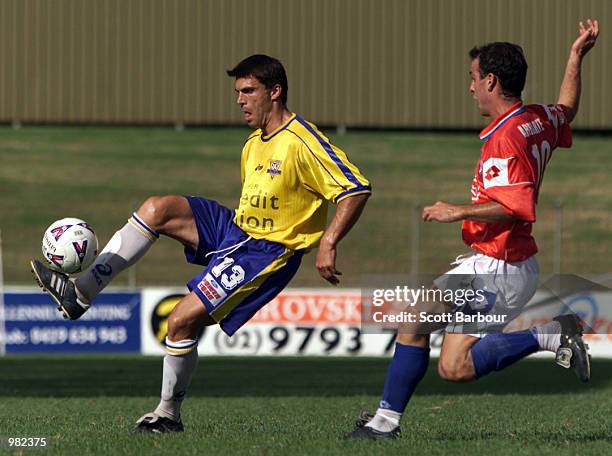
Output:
top-left (316, 245), bottom-right (342, 286)
top-left (571, 19), bottom-right (599, 58)
top-left (422, 201), bottom-right (465, 223)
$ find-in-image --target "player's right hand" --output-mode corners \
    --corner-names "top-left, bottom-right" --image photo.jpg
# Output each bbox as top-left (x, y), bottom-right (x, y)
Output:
top-left (422, 201), bottom-right (465, 223)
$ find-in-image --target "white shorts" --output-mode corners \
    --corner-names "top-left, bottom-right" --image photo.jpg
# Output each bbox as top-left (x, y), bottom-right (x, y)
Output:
top-left (434, 253), bottom-right (539, 336)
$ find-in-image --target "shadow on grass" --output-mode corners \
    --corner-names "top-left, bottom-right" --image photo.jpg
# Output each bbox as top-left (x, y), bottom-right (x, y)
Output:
top-left (0, 356), bottom-right (610, 397)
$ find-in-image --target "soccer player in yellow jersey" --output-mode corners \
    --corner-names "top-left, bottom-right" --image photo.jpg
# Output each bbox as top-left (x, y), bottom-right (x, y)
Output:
top-left (30, 54), bottom-right (371, 433)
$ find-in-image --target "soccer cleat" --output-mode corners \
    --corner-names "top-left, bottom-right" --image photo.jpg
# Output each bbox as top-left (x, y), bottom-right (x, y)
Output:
top-left (345, 410), bottom-right (400, 440)
top-left (30, 259), bottom-right (90, 320)
top-left (554, 314), bottom-right (591, 383)
top-left (133, 413), bottom-right (184, 433)
top-left (355, 410), bottom-right (375, 428)
top-left (345, 424), bottom-right (401, 440)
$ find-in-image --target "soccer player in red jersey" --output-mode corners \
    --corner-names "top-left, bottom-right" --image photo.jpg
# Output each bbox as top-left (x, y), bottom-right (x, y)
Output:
top-left (348, 20), bottom-right (599, 440)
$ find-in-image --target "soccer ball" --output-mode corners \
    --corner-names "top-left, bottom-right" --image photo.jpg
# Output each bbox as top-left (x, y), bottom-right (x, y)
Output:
top-left (41, 218), bottom-right (99, 275)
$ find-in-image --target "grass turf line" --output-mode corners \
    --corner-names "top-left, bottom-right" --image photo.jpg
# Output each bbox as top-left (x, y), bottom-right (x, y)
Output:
top-left (0, 356), bottom-right (611, 455)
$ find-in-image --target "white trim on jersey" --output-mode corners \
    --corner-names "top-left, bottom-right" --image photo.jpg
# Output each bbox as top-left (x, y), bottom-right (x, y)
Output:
top-left (479, 106), bottom-right (526, 141)
top-left (496, 181), bottom-right (534, 187)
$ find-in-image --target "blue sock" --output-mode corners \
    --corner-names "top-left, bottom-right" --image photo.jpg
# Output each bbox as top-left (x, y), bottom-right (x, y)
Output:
top-left (470, 331), bottom-right (539, 378)
top-left (379, 343), bottom-right (430, 413)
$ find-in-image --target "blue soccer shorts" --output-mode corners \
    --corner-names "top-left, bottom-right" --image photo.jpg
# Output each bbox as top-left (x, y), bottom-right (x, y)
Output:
top-left (183, 196), bottom-right (303, 336)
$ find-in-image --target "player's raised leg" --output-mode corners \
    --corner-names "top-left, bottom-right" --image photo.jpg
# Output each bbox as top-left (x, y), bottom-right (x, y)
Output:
top-left (31, 195), bottom-right (197, 320)
top-left (135, 291), bottom-right (215, 433)
top-left (439, 314), bottom-right (590, 383)
top-left (76, 195), bottom-right (197, 302)
top-left (439, 331), bottom-right (541, 382)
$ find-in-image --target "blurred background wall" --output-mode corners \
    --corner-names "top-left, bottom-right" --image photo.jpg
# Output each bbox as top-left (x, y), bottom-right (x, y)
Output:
top-left (0, 0), bottom-right (609, 129)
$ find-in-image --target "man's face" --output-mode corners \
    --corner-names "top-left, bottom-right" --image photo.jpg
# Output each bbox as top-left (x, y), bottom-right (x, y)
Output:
top-left (469, 58), bottom-right (491, 117)
top-left (234, 76), bottom-right (274, 130)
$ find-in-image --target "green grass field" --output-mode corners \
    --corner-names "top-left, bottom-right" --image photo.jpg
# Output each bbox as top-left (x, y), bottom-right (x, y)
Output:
top-left (2, 127), bottom-right (610, 455)
top-left (1, 126), bottom-right (611, 287)
top-left (0, 356), bottom-right (611, 455)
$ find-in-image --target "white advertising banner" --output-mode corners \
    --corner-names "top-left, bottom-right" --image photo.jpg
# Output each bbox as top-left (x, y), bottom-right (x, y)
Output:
top-left (140, 288), bottom-right (612, 357)
top-left (141, 288), bottom-right (401, 356)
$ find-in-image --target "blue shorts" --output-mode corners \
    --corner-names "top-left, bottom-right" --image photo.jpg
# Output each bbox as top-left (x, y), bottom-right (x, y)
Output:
top-left (184, 196), bottom-right (303, 336)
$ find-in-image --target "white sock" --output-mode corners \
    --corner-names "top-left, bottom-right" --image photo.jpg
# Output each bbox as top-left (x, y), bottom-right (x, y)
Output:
top-left (531, 321), bottom-right (562, 352)
top-left (75, 213), bottom-right (158, 302)
top-left (365, 408), bottom-right (401, 432)
top-left (154, 338), bottom-right (199, 421)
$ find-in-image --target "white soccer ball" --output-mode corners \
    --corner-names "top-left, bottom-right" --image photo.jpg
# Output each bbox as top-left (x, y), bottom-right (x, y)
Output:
top-left (41, 217), bottom-right (99, 275)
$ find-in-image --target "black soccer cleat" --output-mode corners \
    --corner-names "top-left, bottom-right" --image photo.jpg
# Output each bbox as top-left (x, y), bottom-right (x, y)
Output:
top-left (345, 424), bottom-right (401, 441)
top-left (355, 410), bottom-right (375, 428)
top-left (134, 413), bottom-right (184, 433)
top-left (554, 314), bottom-right (591, 383)
top-left (30, 259), bottom-right (90, 320)
top-left (345, 410), bottom-right (400, 440)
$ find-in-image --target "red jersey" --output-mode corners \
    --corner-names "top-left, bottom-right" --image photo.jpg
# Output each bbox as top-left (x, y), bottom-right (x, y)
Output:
top-left (462, 102), bottom-right (572, 262)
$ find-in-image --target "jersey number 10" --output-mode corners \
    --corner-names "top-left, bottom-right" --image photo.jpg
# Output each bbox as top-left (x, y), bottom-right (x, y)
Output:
top-left (531, 139), bottom-right (551, 189)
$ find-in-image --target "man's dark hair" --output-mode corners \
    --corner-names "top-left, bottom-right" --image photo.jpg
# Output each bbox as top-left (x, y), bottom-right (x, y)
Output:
top-left (469, 42), bottom-right (528, 98)
top-left (227, 54), bottom-right (288, 105)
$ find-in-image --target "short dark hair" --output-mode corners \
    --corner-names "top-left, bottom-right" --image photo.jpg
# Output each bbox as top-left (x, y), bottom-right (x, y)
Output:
top-left (227, 54), bottom-right (288, 105)
top-left (469, 42), bottom-right (528, 98)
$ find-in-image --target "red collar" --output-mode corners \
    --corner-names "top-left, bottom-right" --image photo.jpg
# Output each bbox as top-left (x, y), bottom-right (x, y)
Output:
top-left (479, 102), bottom-right (524, 141)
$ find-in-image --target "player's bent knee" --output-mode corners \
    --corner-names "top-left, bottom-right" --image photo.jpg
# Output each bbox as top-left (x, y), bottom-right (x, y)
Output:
top-left (437, 361), bottom-right (462, 382)
top-left (137, 195), bottom-right (186, 233)
top-left (437, 358), bottom-right (474, 382)
top-left (437, 361), bottom-right (455, 381)
top-left (167, 313), bottom-right (200, 342)
top-left (137, 196), bottom-right (170, 231)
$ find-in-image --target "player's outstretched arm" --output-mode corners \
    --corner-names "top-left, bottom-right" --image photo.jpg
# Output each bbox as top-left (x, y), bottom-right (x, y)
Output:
top-left (422, 201), bottom-right (514, 223)
top-left (558, 19), bottom-right (599, 123)
top-left (316, 194), bottom-right (369, 286)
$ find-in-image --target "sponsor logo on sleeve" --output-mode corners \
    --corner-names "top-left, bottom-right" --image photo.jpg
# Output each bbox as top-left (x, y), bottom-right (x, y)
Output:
top-left (482, 157), bottom-right (511, 189)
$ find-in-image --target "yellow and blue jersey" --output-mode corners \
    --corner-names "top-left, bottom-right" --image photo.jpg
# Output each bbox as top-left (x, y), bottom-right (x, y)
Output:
top-left (233, 113), bottom-right (371, 250)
